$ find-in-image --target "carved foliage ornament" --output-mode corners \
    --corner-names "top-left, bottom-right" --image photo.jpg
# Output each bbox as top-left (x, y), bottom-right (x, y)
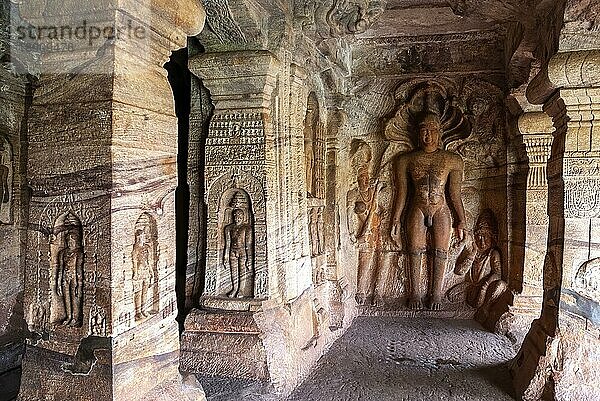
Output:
top-left (326, 0), bottom-right (386, 36)
top-left (201, 0), bottom-right (247, 44)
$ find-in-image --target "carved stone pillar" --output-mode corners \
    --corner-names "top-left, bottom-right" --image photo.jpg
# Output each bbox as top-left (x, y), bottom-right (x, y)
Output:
top-left (17, 1), bottom-right (205, 400)
top-left (514, 49), bottom-right (600, 400)
top-left (516, 112), bottom-right (554, 309)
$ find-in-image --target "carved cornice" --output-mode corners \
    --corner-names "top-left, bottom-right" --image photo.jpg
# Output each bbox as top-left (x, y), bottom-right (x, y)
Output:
top-left (548, 50), bottom-right (600, 89)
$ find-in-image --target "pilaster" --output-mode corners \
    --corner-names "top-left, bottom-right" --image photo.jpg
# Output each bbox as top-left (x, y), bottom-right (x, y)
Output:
top-left (516, 112), bottom-right (554, 308)
top-left (17, 1), bottom-right (205, 400)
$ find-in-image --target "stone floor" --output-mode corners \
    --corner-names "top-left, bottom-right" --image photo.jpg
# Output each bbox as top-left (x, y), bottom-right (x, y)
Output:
top-left (200, 317), bottom-right (517, 401)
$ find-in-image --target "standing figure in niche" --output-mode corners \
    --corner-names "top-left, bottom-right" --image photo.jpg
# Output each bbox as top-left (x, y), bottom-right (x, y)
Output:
top-left (0, 141), bottom-right (9, 209)
top-left (347, 166), bottom-right (384, 305)
top-left (222, 208), bottom-right (255, 298)
top-left (454, 209), bottom-right (507, 312)
top-left (391, 113), bottom-right (466, 310)
top-left (56, 229), bottom-right (85, 326)
top-left (132, 226), bottom-right (153, 320)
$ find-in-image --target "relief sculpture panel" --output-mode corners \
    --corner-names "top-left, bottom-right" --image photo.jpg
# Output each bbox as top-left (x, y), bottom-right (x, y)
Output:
top-left (344, 78), bottom-right (508, 313)
top-left (204, 172), bottom-right (268, 306)
top-left (390, 112), bottom-right (467, 310)
top-left (448, 209), bottom-right (507, 317)
top-left (132, 213), bottom-right (159, 321)
top-left (49, 212), bottom-right (84, 327)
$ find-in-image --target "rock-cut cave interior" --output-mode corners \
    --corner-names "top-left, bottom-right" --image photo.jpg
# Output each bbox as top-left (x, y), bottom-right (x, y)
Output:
top-left (1, 0), bottom-right (600, 400)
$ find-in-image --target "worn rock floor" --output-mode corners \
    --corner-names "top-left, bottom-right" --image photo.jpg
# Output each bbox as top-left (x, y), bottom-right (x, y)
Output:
top-left (200, 317), bottom-right (517, 401)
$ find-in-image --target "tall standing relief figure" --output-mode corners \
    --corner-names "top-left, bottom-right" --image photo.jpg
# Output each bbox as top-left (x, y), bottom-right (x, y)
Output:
top-left (49, 212), bottom-right (84, 327)
top-left (391, 113), bottom-right (466, 310)
top-left (132, 213), bottom-right (159, 321)
top-left (222, 207), bottom-right (255, 298)
top-left (347, 161), bottom-right (385, 306)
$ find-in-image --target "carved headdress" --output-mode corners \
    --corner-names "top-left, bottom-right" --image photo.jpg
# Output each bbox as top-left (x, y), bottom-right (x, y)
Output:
top-left (384, 80), bottom-right (471, 150)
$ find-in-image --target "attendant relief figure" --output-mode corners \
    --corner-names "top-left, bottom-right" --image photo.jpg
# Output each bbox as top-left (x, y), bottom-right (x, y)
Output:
top-left (450, 209), bottom-right (507, 316)
top-left (347, 147), bottom-right (385, 306)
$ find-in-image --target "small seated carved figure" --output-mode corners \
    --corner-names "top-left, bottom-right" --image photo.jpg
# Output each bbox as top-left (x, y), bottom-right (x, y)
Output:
top-left (454, 209), bottom-right (507, 313)
top-left (222, 208), bottom-right (255, 298)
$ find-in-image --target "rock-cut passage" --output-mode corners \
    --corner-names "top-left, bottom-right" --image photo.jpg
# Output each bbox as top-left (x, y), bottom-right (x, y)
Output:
top-left (286, 316), bottom-right (517, 401)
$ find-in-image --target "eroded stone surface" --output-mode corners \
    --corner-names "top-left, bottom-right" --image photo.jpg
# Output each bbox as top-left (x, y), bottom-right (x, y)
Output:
top-left (286, 317), bottom-right (516, 401)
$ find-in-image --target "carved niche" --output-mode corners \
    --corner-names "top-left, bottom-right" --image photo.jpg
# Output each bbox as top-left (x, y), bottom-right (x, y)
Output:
top-left (131, 212), bottom-right (159, 321)
top-left (0, 136), bottom-right (13, 224)
top-left (49, 212), bottom-right (84, 327)
top-left (205, 173), bottom-right (267, 300)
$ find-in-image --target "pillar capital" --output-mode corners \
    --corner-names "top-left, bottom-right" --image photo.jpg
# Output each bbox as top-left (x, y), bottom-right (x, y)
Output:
top-left (189, 50), bottom-right (281, 110)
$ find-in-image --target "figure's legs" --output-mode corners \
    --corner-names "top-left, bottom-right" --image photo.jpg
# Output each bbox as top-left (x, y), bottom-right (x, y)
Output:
top-left (406, 207), bottom-right (427, 309)
top-left (357, 249), bottom-right (378, 306)
top-left (431, 206), bottom-right (452, 310)
top-left (238, 254), bottom-right (253, 298)
top-left (134, 281), bottom-right (143, 320)
top-left (141, 280), bottom-right (149, 317)
top-left (364, 250), bottom-right (380, 306)
top-left (63, 282), bottom-right (73, 325)
top-left (227, 252), bottom-right (240, 297)
top-left (480, 280), bottom-right (508, 312)
top-left (72, 280), bottom-right (83, 326)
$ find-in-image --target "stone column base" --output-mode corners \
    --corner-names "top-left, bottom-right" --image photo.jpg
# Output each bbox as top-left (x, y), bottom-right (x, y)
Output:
top-left (180, 309), bottom-right (269, 380)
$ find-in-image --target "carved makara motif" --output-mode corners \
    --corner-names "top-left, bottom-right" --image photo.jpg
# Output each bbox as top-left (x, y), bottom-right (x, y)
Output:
top-left (573, 258), bottom-right (600, 302)
top-left (0, 136), bottom-right (13, 224)
top-left (220, 190), bottom-right (255, 298)
top-left (326, 0), bottom-right (386, 35)
top-left (132, 213), bottom-right (159, 321)
top-left (448, 209), bottom-right (507, 314)
top-left (49, 212), bottom-right (84, 327)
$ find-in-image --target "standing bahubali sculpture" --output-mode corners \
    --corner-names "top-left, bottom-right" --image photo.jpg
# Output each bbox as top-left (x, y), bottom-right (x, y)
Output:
top-left (347, 141), bottom-right (385, 306)
top-left (221, 191), bottom-right (255, 298)
top-left (450, 209), bottom-right (507, 315)
top-left (49, 212), bottom-right (85, 327)
top-left (390, 112), bottom-right (467, 310)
